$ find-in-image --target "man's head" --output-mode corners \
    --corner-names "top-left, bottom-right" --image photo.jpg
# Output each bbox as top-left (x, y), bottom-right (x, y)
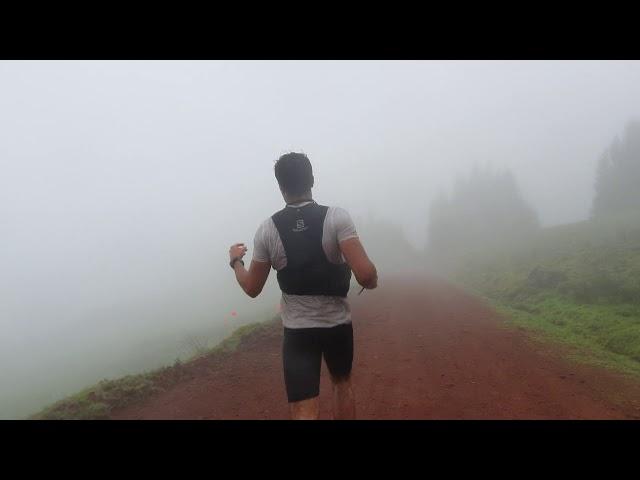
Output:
top-left (274, 152), bottom-right (314, 202)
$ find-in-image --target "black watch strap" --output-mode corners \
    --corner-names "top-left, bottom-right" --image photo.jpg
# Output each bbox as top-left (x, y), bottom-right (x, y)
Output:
top-left (230, 257), bottom-right (245, 269)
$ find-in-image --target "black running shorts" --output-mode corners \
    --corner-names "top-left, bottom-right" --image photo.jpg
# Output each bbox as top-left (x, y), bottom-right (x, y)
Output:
top-left (282, 322), bottom-right (354, 403)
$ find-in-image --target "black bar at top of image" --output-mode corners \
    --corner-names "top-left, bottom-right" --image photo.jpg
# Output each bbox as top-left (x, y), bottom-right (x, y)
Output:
top-left (2, 9), bottom-right (640, 60)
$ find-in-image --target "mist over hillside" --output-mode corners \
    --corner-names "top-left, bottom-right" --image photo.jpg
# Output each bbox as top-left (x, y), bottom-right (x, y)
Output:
top-left (3, 61), bottom-right (640, 419)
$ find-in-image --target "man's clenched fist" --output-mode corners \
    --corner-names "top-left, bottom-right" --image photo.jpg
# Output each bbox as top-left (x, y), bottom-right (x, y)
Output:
top-left (229, 243), bottom-right (248, 263)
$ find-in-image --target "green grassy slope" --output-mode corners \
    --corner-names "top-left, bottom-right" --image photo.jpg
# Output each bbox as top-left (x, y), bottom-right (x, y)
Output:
top-left (451, 211), bottom-right (640, 376)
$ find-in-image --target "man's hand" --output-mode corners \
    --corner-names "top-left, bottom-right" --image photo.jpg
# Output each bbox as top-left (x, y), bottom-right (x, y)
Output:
top-left (228, 242), bottom-right (271, 298)
top-left (229, 243), bottom-right (248, 264)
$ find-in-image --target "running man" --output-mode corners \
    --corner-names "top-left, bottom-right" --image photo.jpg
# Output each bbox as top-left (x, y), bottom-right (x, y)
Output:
top-left (229, 152), bottom-right (378, 420)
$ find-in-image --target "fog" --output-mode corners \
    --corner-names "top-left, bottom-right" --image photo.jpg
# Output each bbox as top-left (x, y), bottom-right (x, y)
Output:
top-left (2, 60), bottom-right (640, 418)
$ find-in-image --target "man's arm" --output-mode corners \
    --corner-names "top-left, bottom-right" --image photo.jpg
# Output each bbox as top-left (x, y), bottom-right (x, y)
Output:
top-left (229, 243), bottom-right (271, 298)
top-left (339, 237), bottom-right (378, 289)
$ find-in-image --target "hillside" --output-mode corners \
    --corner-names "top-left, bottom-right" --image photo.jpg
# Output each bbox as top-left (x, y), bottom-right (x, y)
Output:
top-left (451, 211), bottom-right (640, 376)
top-left (31, 320), bottom-right (279, 420)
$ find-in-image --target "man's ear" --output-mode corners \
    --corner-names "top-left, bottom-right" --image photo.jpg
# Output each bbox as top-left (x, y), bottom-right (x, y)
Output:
top-left (310, 175), bottom-right (314, 189)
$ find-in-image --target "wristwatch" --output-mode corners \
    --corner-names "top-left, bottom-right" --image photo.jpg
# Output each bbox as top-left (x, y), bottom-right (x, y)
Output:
top-left (230, 257), bottom-right (245, 269)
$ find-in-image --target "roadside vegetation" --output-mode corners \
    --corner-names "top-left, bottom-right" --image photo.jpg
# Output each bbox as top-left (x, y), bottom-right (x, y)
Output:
top-left (450, 212), bottom-right (640, 376)
top-left (429, 122), bottom-right (640, 377)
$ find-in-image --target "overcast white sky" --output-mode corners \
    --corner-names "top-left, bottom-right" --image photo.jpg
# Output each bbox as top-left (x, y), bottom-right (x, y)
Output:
top-left (2, 60), bottom-right (640, 417)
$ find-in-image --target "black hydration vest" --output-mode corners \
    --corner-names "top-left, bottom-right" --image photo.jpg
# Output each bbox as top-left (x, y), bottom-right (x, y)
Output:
top-left (271, 201), bottom-right (352, 297)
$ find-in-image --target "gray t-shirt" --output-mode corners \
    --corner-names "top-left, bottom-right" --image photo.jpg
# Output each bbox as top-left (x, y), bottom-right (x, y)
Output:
top-left (252, 201), bottom-right (358, 329)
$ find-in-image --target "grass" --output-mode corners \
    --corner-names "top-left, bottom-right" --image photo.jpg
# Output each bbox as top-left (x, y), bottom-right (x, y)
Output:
top-left (450, 211), bottom-right (640, 378)
top-left (489, 295), bottom-right (640, 377)
top-left (30, 316), bottom-right (279, 420)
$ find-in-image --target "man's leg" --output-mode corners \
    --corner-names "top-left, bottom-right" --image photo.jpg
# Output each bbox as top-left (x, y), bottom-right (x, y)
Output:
top-left (331, 373), bottom-right (355, 420)
top-left (289, 397), bottom-right (320, 420)
top-left (283, 327), bottom-right (322, 420)
top-left (323, 323), bottom-right (355, 420)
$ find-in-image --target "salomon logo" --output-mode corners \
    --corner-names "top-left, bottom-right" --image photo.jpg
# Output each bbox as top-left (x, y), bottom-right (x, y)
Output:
top-left (292, 219), bottom-right (308, 232)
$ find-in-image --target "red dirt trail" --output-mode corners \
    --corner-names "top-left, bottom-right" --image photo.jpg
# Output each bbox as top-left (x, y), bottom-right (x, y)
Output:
top-left (111, 274), bottom-right (640, 419)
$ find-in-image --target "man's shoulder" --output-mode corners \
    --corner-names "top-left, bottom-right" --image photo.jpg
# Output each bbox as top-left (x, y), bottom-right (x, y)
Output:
top-left (325, 205), bottom-right (358, 242)
top-left (254, 216), bottom-right (278, 245)
top-left (322, 204), bottom-right (349, 215)
top-left (325, 205), bottom-right (352, 221)
top-left (257, 216), bottom-right (276, 233)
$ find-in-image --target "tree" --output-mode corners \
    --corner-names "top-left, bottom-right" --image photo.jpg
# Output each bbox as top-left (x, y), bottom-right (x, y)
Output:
top-left (592, 120), bottom-right (640, 219)
top-left (426, 166), bottom-right (539, 267)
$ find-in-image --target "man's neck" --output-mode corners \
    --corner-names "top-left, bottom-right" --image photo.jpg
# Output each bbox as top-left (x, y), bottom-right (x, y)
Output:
top-left (285, 193), bottom-right (313, 205)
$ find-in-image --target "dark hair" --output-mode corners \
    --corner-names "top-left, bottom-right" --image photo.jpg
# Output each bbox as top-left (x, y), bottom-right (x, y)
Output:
top-left (274, 152), bottom-right (314, 195)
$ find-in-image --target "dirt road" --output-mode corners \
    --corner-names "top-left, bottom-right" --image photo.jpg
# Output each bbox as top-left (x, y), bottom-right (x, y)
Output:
top-left (111, 274), bottom-right (640, 419)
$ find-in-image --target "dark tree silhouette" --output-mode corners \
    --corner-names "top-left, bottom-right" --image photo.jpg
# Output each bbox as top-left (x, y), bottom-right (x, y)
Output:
top-left (592, 120), bottom-right (640, 219)
top-left (427, 166), bottom-right (539, 264)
